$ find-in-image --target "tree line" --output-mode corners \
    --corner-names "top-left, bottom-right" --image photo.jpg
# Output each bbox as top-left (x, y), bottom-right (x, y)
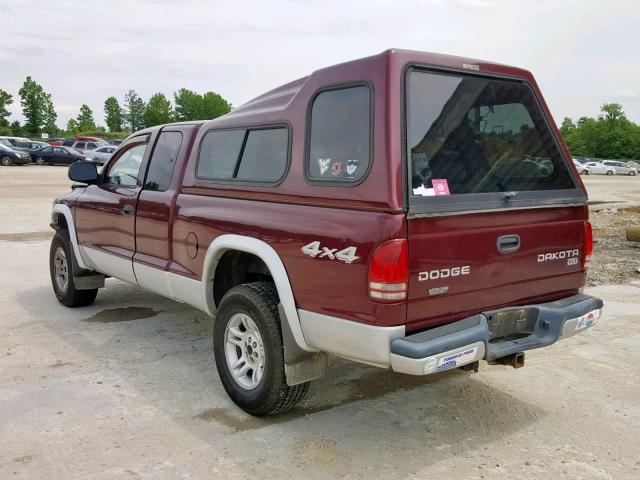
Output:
top-left (560, 103), bottom-right (640, 161)
top-left (0, 76), bottom-right (232, 139)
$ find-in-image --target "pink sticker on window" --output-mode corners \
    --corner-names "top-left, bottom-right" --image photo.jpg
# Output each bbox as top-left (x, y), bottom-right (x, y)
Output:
top-left (431, 179), bottom-right (450, 196)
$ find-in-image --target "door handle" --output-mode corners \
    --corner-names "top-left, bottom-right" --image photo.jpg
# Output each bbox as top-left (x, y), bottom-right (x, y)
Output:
top-left (122, 204), bottom-right (135, 216)
top-left (497, 234), bottom-right (520, 253)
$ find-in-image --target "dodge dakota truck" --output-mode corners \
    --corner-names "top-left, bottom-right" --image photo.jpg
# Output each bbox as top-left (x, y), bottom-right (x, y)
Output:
top-left (49, 49), bottom-right (603, 416)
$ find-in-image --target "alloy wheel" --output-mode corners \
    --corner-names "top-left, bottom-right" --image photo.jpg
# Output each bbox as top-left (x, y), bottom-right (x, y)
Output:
top-left (224, 313), bottom-right (266, 390)
top-left (53, 246), bottom-right (69, 293)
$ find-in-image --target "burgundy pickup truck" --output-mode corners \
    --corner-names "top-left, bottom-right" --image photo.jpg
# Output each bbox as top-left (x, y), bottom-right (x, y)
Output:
top-left (50, 49), bottom-right (603, 416)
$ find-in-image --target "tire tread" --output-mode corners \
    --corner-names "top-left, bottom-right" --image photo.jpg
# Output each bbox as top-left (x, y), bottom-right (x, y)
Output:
top-left (214, 281), bottom-right (310, 416)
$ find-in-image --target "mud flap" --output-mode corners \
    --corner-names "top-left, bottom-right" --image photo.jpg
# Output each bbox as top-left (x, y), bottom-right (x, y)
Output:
top-left (68, 239), bottom-right (105, 290)
top-left (278, 304), bottom-right (327, 386)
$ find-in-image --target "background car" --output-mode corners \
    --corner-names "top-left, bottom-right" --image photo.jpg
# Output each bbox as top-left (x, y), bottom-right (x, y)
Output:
top-left (601, 160), bottom-right (638, 176)
top-left (75, 135), bottom-right (105, 143)
top-left (13, 140), bottom-right (50, 152)
top-left (46, 138), bottom-right (67, 146)
top-left (107, 139), bottom-right (123, 146)
top-left (32, 146), bottom-right (91, 165)
top-left (0, 142), bottom-right (32, 165)
top-left (0, 136), bottom-right (31, 146)
top-left (584, 161), bottom-right (616, 175)
top-left (573, 159), bottom-right (590, 175)
top-left (85, 145), bottom-right (117, 165)
top-left (61, 139), bottom-right (108, 153)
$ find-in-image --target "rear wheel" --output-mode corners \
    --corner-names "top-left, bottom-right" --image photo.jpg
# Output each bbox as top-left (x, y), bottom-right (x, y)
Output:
top-left (581, 169), bottom-right (588, 175)
top-left (213, 282), bottom-right (309, 416)
top-left (50, 229), bottom-right (98, 307)
top-left (606, 170), bottom-right (614, 175)
top-left (1, 156), bottom-right (13, 166)
top-left (629, 171), bottom-right (636, 176)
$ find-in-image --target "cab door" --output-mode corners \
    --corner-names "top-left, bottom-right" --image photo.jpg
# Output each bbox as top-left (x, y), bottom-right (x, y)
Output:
top-left (75, 133), bottom-right (154, 283)
top-left (133, 125), bottom-right (196, 297)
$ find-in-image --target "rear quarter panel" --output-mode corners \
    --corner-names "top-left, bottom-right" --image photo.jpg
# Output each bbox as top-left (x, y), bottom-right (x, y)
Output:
top-left (171, 194), bottom-right (407, 326)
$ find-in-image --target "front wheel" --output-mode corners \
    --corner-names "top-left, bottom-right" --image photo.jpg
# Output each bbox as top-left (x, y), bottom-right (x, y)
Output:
top-left (36, 157), bottom-right (45, 165)
top-left (1, 156), bottom-right (13, 166)
top-left (581, 170), bottom-right (589, 175)
top-left (50, 229), bottom-right (98, 307)
top-left (629, 171), bottom-right (636, 176)
top-left (213, 282), bottom-right (309, 416)
top-left (606, 170), bottom-right (614, 175)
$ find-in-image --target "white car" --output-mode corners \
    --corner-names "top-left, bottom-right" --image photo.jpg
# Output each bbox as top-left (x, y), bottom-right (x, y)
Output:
top-left (601, 160), bottom-right (638, 176)
top-left (85, 146), bottom-right (117, 165)
top-left (584, 161), bottom-right (616, 175)
top-left (573, 159), bottom-right (590, 175)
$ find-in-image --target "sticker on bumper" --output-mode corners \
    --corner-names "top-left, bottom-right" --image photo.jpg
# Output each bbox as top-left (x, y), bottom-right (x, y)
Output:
top-left (436, 346), bottom-right (478, 372)
top-left (575, 310), bottom-right (600, 332)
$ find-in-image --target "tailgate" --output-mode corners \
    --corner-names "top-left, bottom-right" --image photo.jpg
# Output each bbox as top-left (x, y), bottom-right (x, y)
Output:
top-left (406, 206), bottom-right (587, 328)
top-left (404, 67), bottom-right (588, 328)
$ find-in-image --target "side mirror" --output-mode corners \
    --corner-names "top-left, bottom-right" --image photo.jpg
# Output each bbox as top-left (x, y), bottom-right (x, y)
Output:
top-left (68, 161), bottom-right (99, 184)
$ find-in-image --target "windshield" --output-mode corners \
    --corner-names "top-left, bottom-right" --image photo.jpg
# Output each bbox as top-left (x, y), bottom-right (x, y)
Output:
top-left (407, 69), bottom-right (575, 198)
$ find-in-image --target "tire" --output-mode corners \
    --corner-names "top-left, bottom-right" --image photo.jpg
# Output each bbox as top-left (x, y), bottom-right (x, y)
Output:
top-left (581, 170), bottom-right (588, 175)
top-left (36, 157), bottom-right (45, 165)
top-left (606, 170), bottom-right (614, 175)
top-left (1, 156), bottom-right (13, 166)
top-left (629, 171), bottom-right (636, 176)
top-left (213, 282), bottom-right (310, 416)
top-left (49, 229), bottom-right (98, 307)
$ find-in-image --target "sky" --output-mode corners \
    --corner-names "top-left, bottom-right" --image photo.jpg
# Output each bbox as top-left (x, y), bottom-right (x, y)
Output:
top-left (1, 0), bottom-right (639, 130)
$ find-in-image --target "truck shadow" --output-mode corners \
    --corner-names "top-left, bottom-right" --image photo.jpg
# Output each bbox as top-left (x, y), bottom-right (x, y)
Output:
top-left (17, 280), bottom-right (546, 476)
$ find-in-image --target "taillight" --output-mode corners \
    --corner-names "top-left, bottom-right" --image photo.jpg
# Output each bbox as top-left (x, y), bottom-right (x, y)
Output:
top-left (368, 239), bottom-right (408, 302)
top-left (584, 221), bottom-right (593, 269)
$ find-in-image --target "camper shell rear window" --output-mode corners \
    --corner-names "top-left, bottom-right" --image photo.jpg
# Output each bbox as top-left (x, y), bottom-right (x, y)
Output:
top-left (405, 67), bottom-right (584, 215)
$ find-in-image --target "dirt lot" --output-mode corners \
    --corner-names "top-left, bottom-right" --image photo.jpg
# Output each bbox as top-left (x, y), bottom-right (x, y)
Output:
top-left (1, 166), bottom-right (639, 479)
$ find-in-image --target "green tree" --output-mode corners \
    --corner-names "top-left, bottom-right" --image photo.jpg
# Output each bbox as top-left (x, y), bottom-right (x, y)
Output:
top-left (201, 91), bottom-right (232, 119)
top-left (174, 88), bottom-right (231, 121)
top-left (559, 117), bottom-right (575, 137)
top-left (173, 88), bottom-right (200, 121)
top-left (104, 96), bottom-right (124, 132)
top-left (143, 92), bottom-right (173, 127)
top-left (560, 103), bottom-right (640, 160)
top-left (600, 103), bottom-right (625, 123)
top-left (10, 121), bottom-right (24, 137)
top-left (0, 89), bottom-right (13, 127)
top-left (42, 93), bottom-right (58, 134)
top-left (18, 76), bottom-right (47, 135)
top-left (76, 104), bottom-right (96, 131)
top-left (124, 90), bottom-right (146, 131)
top-left (66, 118), bottom-right (79, 134)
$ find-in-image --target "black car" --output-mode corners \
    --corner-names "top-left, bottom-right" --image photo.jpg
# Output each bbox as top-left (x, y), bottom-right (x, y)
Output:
top-left (14, 141), bottom-right (50, 152)
top-left (0, 143), bottom-right (32, 165)
top-left (107, 139), bottom-right (123, 146)
top-left (32, 146), bottom-right (90, 165)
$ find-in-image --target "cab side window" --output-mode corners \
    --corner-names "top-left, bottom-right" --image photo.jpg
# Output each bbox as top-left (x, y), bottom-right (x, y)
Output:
top-left (236, 128), bottom-right (288, 182)
top-left (197, 126), bottom-right (288, 183)
top-left (144, 131), bottom-right (183, 191)
top-left (306, 85), bottom-right (371, 183)
top-left (104, 140), bottom-right (148, 187)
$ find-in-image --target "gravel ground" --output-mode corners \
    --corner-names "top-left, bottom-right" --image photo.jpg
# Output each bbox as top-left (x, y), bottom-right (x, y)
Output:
top-left (0, 166), bottom-right (639, 479)
top-left (589, 207), bottom-right (640, 286)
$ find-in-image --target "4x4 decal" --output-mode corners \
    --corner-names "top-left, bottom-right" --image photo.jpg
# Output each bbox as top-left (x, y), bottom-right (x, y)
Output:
top-left (301, 241), bottom-right (359, 264)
